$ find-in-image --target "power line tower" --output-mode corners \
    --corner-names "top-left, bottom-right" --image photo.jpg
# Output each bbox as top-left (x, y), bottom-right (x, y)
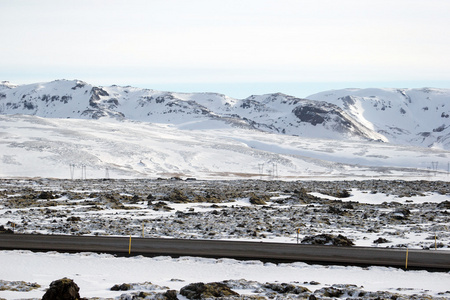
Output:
top-left (105, 167), bottom-right (110, 179)
top-left (272, 162), bottom-right (278, 180)
top-left (258, 163), bottom-right (264, 180)
top-left (81, 164), bottom-right (87, 180)
top-left (431, 161), bottom-right (439, 176)
top-left (69, 164), bottom-right (75, 180)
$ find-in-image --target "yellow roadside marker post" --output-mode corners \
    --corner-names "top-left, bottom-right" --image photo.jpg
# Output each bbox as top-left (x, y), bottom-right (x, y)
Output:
top-left (142, 222), bottom-right (145, 238)
top-left (405, 247), bottom-right (409, 269)
top-left (435, 233), bottom-right (437, 250)
top-left (129, 235), bottom-right (132, 255)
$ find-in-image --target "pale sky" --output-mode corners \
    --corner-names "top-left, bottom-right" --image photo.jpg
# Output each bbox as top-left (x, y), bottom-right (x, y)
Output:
top-left (1, 0), bottom-right (450, 98)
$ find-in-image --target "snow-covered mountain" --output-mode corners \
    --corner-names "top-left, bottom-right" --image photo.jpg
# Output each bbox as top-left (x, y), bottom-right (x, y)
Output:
top-left (0, 80), bottom-right (386, 142)
top-left (1, 79), bottom-right (449, 179)
top-left (308, 88), bottom-right (450, 149)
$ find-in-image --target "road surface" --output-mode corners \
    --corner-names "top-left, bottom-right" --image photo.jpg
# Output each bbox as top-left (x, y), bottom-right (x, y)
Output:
top-left (1, 234), bottom-right (449, 270)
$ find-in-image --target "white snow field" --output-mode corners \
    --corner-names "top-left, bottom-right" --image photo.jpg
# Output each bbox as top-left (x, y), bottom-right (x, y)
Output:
top-left (1, 250), bottom-right (449, 300)
top-left (0, 114), bottom-right (449, 180)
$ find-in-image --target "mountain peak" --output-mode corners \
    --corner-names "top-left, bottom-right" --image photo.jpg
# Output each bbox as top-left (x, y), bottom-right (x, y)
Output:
top-left (0, 81), bottom-right (18, 90)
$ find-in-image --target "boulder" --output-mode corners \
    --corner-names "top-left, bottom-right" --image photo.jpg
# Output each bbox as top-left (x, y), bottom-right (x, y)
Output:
top-left (164, 189), bottom-right (189, 203)
top-left (37, 191), bottom-right (56, 200)
top-left (373, 237), bottom-right (390, 244)
top-left (263, 283), bottom-right (310, 294)
top-left (437, 200), bottom-right (450, 209)
top-left (249, 193), bottom-right (269, 205)
top-left (0, 225), bottom-right (13, 234)
top-left (163, 289), bottom-right (179, 300)
top-left (301, 234), bottom-right (354, 246)
top-left (110, 283), bottom-right (132, 291)
top-left (180, 282), bottom-right (239, 299)
top-left (391, 208), bottom-right (411, 220)
top-left (42, 278), bottom-right (83, 300)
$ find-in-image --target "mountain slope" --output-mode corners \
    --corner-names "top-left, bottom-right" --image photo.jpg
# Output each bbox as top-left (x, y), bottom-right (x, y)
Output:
top-left (0, 80), bottom-right (385, 142)
top-left (1, 80), bottom-right (450, 179)
top-left (2, 80), bottom-right (449, 150)
top-left (307, 88), bottom-right (450, 149)
top-left (1, 114), bottom-right (448, 179)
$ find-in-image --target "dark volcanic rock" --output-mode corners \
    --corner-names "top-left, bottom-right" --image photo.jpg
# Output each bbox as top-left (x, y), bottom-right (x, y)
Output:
top-left (110, 283), bottom-right (132, 291)
top-left (301, 234), bottom-right (354, 246)
top-left (437, 200), bottom-right (450, 209)
top-left (318, 286), bottom-right (345, 298)
top-left (249, 193), bottom-right (269, 205)
top-left (0, 225), bottom-right (14, 234)
top-left (263, 283), bottom-right (310, 294)
top-left (163, 289), bottom-right (179, 300)
top-left (164, 189), bottom-right (190, 203)
top-left (37, 191), bottom-right (56, 200)
top-left (373, 237), bottom-right (391, 244)
top-left (42, 278), bottom-right (83, 300)
top-left (180, 282), bottom-right (239, 299)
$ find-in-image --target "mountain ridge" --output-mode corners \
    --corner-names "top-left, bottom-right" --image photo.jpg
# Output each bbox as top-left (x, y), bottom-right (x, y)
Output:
top-left (1, 80), bottom-right (449, 149)
top-left (307, 88), bottom-right (450, 149)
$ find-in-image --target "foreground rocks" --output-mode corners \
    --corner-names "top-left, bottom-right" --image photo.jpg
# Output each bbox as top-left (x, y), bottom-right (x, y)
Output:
top-left (11, 277), bottom-right (443, 300)
top-left (0, 179), bottom-right (449, 250)
top-left (301, 234), bottom-right (355, 246)
top-left (42, 278), bottom-right (84, 300)
top-left (0, 280), bottom-right (40, 292)
top-left (105, 279), bottom-right (450, 299)
top-left (0, 225), bottom-right (13, 234)
top-left (180, 282), bottom-right (239, 299)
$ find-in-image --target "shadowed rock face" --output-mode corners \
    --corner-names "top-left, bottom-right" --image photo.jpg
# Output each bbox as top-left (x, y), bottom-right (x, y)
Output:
top-left (42, 278), bottom-right (83, 300)
top-left (292, 103), bottom-right (373, 140)
top-left (292, 105), bottom-right (328, 126)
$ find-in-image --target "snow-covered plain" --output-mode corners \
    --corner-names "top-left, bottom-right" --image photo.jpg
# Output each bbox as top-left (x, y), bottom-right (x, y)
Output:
top-left (1, 114), bottom-right (449, 180)
top-left (1, 250), bottom-right (450, 300)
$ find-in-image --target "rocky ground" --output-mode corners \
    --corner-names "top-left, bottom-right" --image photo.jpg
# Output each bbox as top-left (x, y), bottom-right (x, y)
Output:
top-left (2, 277), bottom-right (449, 300)
top-left (1, 178), bottom-right (449, 249)
top-left (1, 178), bottom-right (449, 299)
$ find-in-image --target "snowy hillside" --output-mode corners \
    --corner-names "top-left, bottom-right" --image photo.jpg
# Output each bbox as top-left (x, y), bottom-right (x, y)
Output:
top-left (1, 80), bottom-right (449, 179)
top-left (0, 80), bottom-right (385, 142)
top-left (308, 88), bottom-right (450, 149)
top-left (0, 114), bottom-right (449, 179)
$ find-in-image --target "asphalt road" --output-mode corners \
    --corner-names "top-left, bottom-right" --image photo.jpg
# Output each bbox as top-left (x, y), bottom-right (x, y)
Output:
top-left (1, 234), bottom-right (449, 270)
